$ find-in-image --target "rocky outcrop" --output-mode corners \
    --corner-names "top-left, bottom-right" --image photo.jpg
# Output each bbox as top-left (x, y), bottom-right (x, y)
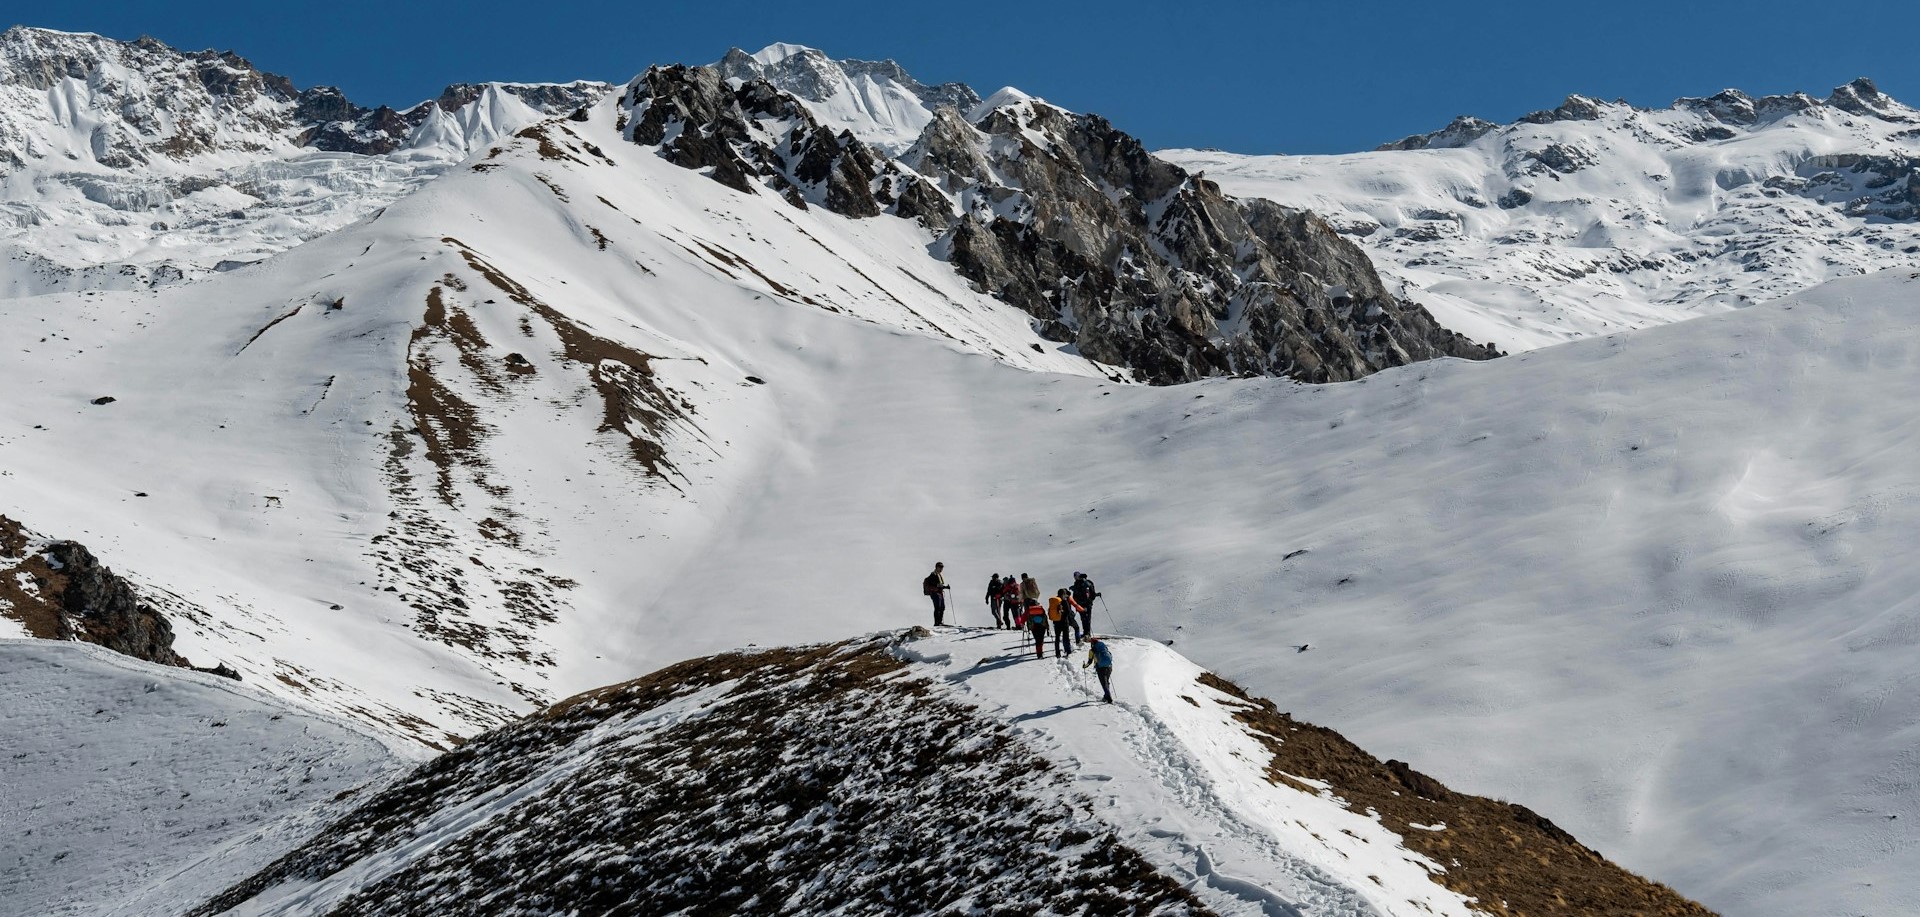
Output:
top-left (41, 540), bottom-right (188, 667)
top-left (0, 513), bottom-right (227, 674)
top-left (623, 63), bottom-right (1501, 384)
top-left (1378, 114), bottom-right (1499, 151)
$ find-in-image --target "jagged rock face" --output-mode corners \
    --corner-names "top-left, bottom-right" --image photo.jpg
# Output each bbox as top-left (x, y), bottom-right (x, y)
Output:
top-left (0, 26), bottom-right (301, 172)
top-left (42, 540), bottom-right (187, 667)
top-left (625, 64), bottom-right (1499, 384)
top-left (625, 65), bottom-right (947, 219)
top-left (0, 514), bottom-right (194, 669)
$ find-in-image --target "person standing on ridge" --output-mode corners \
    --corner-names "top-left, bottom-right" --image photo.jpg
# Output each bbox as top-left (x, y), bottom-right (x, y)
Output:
top-left (923, 562), bottom-right (952, 626)
top-left (1071, 572), bottom-right (1099, 635)
top-left (1049, 589), bottom-right (1083, 658)
top-left (999, 576), bottom-right (1023, 629)
top-left (1024, 599), bottom-right (1049, 659)
top-left (1083, 636), bottom-right (1114, 703)
top-left (985, 573), bottom-right (1006, 628)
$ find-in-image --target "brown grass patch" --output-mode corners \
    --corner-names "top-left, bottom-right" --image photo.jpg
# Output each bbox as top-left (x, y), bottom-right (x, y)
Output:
top-left (1196, 672), bottom-right (1715, 916)
top-left (0, 514), bottom-right (66, 639)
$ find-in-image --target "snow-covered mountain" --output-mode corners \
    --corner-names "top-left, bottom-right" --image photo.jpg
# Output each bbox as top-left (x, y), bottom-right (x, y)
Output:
top-left (194, 631), bottom-right (1706, 917)
top-left (3, 33), bottom-right (1917, 917)
top-left (1164, 82), bottom-right (1920, 351)
top-left (0, 26), bottom-right (607, 294)
top-left (627, 58), bottom-right (1497, 382)
top-left (712, 42), bottom-right (980, 155)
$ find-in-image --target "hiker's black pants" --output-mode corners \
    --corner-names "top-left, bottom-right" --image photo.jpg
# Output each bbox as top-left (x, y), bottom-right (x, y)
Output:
top-left (1095, 666), bottom-right (1112, 701)
top-left (1053, 619), bottom-right (1073, 656)
top-left (930, 591), bottom-right (945, 625)
top-left (1028, 622), bottom-right (1047, 658)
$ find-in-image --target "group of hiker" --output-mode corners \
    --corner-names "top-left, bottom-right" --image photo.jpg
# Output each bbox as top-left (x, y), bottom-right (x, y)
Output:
top-left (921, 563), bottom-right (1114, 703)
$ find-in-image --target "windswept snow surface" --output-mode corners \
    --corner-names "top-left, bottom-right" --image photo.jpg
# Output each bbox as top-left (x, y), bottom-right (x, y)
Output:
top-left (1164, 90), bottom-right (1920, 353)
top-left (0, 640), bottom-right (407, 917)
top-left (0, 80), bottom-right (1914, 915)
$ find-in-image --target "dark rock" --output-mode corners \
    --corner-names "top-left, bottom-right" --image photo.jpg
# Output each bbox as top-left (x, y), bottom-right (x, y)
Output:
top-left (43, 540), bottom-right (188, 667)
top-left (1385, 759), bottom-right (1454, 802)
top-left (1378, 115), bottom-right (1498, 151)
top-left (194, 662), bottom-right (242, 681)
top-left (90, 396), bottom-right (116, 405)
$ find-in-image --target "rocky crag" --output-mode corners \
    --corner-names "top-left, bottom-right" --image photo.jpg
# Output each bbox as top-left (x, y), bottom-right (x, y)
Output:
top-left (0, 513), bottom-right (229, 675)
top-left (622, 60), bottom-right (1500, 384)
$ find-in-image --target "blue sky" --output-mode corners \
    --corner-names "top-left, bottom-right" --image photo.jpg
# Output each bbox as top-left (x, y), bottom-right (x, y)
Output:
top-left (17, 0), bottom-right (1920, 153)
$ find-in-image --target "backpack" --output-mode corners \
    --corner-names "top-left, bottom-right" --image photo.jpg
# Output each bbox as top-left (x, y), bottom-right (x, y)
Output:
top-left (1073, 579), bottom-right (1096, 605)
top-left (923, 573), bottom-right (941, 596)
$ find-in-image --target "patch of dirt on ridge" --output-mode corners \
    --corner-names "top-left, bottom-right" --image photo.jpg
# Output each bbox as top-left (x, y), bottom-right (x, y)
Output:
top-left (0, 514), bottom-right (65, 639)
top-left (199, 640), bottom-right (1218, 917)
top-left (442, 236), bottom-right (694, 483)
top-left (407, 287), bottom-right (496, 507)
top-left (1196, 672), bottom-right (1717, 917)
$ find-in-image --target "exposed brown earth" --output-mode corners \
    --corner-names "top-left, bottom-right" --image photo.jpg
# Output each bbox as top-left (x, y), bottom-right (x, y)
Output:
top-left (1196, 672), bottom-right (1716, 917)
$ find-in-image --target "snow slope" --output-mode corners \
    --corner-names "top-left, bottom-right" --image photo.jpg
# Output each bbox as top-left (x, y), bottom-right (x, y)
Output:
top-left (1164, 85), bottom-right (1920, 353)
top-left (0, 640), bottom-right (407, 917)
top-left (0, 56), bottom-right (1915, 916)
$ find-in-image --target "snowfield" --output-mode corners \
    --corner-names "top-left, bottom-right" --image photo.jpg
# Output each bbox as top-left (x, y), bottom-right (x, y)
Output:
top-left (0, 40), bottom-right (1915, 917)
top-left (1164, 85), bottom-right (1920, 354)
top-left (0, 640), bottom-right (407, 917)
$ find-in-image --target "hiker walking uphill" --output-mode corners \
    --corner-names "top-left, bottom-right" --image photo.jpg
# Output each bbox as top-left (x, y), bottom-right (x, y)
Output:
top-left (985, 573), bottom-right (1006, 628)
top-left (1083, 636), bottom-right (1114, 703)
top-left (923, 562), bottom-right (952, 626)
top-left (1023, 599), bottom-right (1049, 659)
top-left (1020, 573), bottom-right (1041, 608)
top-left (1048, 589), bottom-right (1083, 657)
top-left (1071, 573), bottom-right (1099, 634)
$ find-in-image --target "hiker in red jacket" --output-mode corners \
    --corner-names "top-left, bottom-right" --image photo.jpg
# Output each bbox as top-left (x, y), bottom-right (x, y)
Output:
top-left (1023, 600), bottom-right (1049, 658)
top-left (923, 562), bottom-right (952, 626)
top-left (997, 577), bottom-right (1022, 629)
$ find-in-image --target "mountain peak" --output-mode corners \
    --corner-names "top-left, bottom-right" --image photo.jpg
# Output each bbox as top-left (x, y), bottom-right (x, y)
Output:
top-left (710, 43), bottom-right (979, 154)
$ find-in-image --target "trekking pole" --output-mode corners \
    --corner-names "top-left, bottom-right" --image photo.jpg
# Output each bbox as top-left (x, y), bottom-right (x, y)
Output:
top-left (1098, 594), bottom-right (1112, 633)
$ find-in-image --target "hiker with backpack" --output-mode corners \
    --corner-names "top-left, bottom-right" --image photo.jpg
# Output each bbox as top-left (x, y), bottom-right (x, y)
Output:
top-left (1049, 589), bottom-right (1084, 657)
top-left (985, 573), bottom-right (1006, 628)
top-left (1083, 636), bottom-right (1114, 703)
top-left (998, 576), bottom-right (1022, 629)
top-left (923, 562), bottom-right (952, 626)
top-left (1071, 572), bottom-right (1099, 635)
top-left (1020, 573), bottom-right (1041, 607)
top-left (1023, 599), bottom-right (1049, 659)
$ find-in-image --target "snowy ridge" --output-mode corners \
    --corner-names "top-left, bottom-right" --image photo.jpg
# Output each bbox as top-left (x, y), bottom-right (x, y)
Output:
top-left (1164, 81), bottom-right (1920, 351)
top-left (194, 632), bottom-right (1704, 916)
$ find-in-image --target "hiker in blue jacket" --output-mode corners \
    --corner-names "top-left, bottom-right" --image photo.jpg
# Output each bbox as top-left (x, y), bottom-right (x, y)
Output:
top-left (1083, 636), bottom-right (1114, 703)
